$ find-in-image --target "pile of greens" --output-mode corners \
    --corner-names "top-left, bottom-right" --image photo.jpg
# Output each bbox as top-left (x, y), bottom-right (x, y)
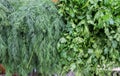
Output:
top-left (57, 0), bottom-right (120, 75)
top-left (0, 0), bottom-right (64, 75)
top-left (0, 0), bottom-right (120, 75)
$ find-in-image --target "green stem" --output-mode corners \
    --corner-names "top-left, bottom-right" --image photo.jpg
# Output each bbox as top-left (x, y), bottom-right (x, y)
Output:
top-left (26, 51), bottom-right (34, 69)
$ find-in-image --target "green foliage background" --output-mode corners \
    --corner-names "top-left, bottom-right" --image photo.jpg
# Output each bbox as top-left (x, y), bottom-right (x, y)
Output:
top-left (57, 0), bottom-right (120, 75)
top-left (0, 0), bottom-right (120, 75)
top-left (0, 0), bottom-right (64, 75)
